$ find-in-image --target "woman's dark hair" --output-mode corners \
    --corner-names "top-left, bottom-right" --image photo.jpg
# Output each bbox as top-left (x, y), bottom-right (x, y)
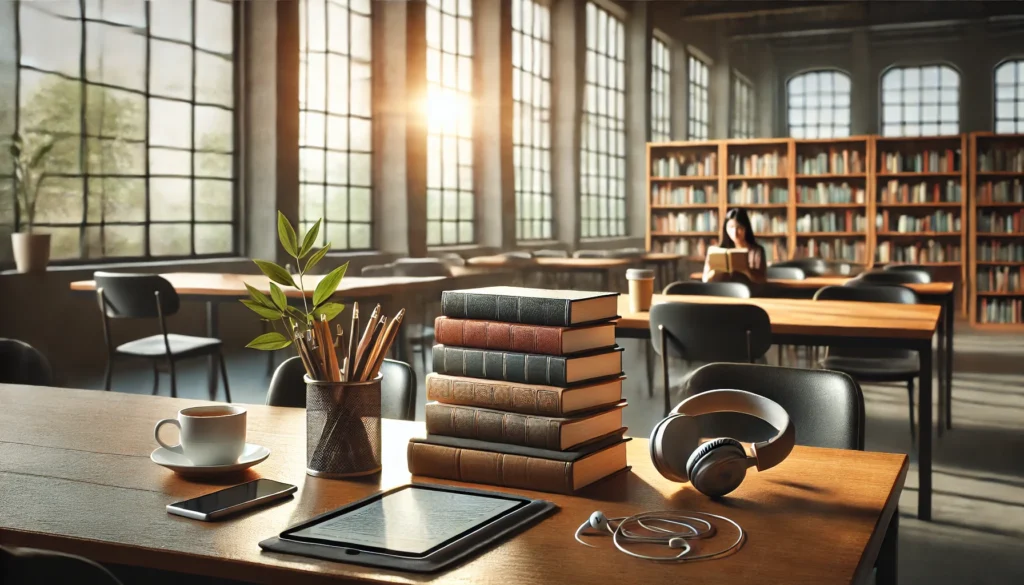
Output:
top-left (720, 208), bottom-right (757, 248)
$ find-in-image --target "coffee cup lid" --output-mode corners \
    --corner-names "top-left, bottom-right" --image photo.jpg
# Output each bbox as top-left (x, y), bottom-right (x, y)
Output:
top-left (626, 268), bottom-right (655, 279)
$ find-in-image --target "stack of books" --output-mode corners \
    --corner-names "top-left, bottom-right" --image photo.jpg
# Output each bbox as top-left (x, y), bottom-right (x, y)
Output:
top-left (407, 286), bottom-right (628, 495)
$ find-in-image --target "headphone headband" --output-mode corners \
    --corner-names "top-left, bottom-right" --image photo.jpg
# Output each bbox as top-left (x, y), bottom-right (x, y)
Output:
top-left (671, 389), bottom-right (795, 472)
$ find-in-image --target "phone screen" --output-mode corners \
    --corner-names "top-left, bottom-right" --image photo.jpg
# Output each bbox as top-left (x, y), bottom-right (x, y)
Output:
top-left (170, 479), bottom-right (295, 515)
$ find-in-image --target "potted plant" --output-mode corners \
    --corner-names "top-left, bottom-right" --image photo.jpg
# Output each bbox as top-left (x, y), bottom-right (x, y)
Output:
top-left (8, 133), bottom-right (56, 273)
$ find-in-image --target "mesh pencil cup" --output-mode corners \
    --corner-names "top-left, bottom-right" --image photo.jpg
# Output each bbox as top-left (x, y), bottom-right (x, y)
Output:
top-left (305, 373), bottom-right (382, 478)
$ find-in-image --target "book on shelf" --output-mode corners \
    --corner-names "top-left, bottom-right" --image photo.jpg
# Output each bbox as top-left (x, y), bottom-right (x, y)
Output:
top-left (727, 182), bottom-right (788, 204)
top-left (433, 317), bottom-right (616, 356)
top-left (652, 210), bottom-right (718, 233)
top-left (796, 239), bottom-right (867, 263)
top-left (879, 149), bottom-right (960, 173)
top-left (651, 237), bottom-right (715, 257)
top-left (796, 182), bottom-right (865, 204)
top-left (977, 147), bottom-right (1024, 172)
top-left (976, 179), bottom-right (1024, 204)
top-left (728, 152), bottom-right (787, 176)
top-left (879, 180), bottom-right (961, 204)
top-left (978, 298), bottom-right (1024, 325)
top-left (440, 287), bottom-right (618, 327)
top-left (876, 241), bottom-right (961, 264)
top-left (651, 184), bottom-right (717, 206)
top-left (651, 151), bottom-right (718, 177)
top-left (424, 400), bottom-right (627, 451)
top-left (876, 211), bottom-right (960, 233)
top-left (977, 210), bottom-right (1024, 233)
top-left (407, 432), bottom-right (630, 495)
top-left (706, 246), bottom-right (750, 273)
top-left (976, 267), bottom-right (1024, 293)
top-left (796, 148), bottom-right (864, 175)
top-left (767, 240), bottom-right (788, 263)
top-left (977, 241), bottom-right (1024, 262)
top-left (796, 211), bottom-right (866, 233)
top-left (432, 344), bottom-right (624, 387)
top-left (425, 373), bottom-right (625, 417)
top-left (748, 211), bottom-right (788, 235)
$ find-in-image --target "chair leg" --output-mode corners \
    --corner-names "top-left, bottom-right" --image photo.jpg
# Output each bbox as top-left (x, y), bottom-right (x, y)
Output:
top-left (645, 342), bottom-right (654, 399)
top-left (168, 357), bottom-right (178, 399)
top-left (218, 352), bottom-right (232, 403)
top-left (907, 379), bottom-right (916, 443)
top-left (152, 361), bottom-right (160, 395)
top-left (103, 359), bottom-right (114, 391)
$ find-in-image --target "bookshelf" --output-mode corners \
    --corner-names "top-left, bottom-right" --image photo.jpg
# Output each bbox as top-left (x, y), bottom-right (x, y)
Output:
top-left (646, 141), bottom-right (725, 261)
top-left (969, 132), bottom-right (1024, 328)
top-left (724, 138), bottom-right (794, 263)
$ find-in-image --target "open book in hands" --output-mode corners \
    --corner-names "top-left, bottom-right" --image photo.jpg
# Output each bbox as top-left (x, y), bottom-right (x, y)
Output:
top-left (706, 246), bottom-right (750, 274)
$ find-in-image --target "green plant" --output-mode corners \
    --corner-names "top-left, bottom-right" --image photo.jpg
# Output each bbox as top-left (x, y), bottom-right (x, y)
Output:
top-left (241, 211), bottom-right (349, 352)
top-left (7, 133), bottom-right (56, 233)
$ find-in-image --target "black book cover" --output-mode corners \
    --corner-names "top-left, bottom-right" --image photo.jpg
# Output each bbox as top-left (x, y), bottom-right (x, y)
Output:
top-left (432, 344), bottom-right (623, 387)
top-left (440, 286), bottom-right (617, 327)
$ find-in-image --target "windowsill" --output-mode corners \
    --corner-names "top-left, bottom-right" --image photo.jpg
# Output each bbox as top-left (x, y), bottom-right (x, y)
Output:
top-left (1, 256), bottom-right (251, 277)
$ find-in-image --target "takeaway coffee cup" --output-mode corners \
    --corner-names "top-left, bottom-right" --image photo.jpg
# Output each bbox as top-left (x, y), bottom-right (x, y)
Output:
top-left (154, 405), bottom-right (246, 466)
top-left (626, 268), bottom-right (655, 313)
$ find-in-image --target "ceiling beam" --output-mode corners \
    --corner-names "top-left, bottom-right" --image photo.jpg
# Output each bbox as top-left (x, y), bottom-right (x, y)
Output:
top-left (680, 1), bottom-right (859, 22)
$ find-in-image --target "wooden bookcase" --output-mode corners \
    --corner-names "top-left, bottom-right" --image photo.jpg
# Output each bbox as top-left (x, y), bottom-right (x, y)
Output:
top-left (724, 138), bottom-right (794, 263)
top-left (969, 132), bottom-right (1024, 328)
top-left (646, 140), bottom-right (725, 261)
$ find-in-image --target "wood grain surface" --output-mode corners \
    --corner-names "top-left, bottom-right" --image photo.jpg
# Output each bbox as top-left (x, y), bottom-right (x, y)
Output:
top-left (616, 294), bottom-right (940, 339)
top-left (685, 272), bottom-right (955, 295)
top-left (467, 256), bottom-right (632, 269)
top-left (0, 385), bottom-right (906, 585)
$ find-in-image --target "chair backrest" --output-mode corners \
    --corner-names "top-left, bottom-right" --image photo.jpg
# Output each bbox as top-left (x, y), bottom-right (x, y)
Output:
top-left (649, 302), bottom-right (771, 362)
top-left (662, 281), bottom-right (751, 298)
top-left (856, 268), bottom-right (931, 284)
top-left (499, 251), bottom-right (534, 260)
top-left (884, 264), bottom-right (932, 275)
top-left (0, 338), bottom-right (54, 386)
top-left (765, 266), bottom-right (806, 280)
top-left (532, 249), bottom-right (569, 258)
top-left (683, 363), bottom-right (865, 450)
top-left (609, 247), bottom-right (645, 258)
top-left (771, 257), bottom-right (828, 276)
top-left (814, 284), bottom-right (918, 359)
top-left (572, 250), bottom-right (609, 258)
top-left (1, 545), bottom-right (123, 585)
top-left (265, 356), bottom-right (416, 420)
top-left (94, 272), bottom-right (180, 318)
top-left (436, 252), bottom-right (466, 267)
top-left (360, 263), bottom-right (398, 277)
top-left (392, 258), bottom-right (452, 277)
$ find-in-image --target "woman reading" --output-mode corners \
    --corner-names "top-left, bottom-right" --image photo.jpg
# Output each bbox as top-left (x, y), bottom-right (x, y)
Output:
top-left (702, 208), bottom-right (767, 285)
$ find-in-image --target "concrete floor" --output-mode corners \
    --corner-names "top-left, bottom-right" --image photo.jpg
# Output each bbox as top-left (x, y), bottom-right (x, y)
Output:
top-left (72, 321), bottom-right (1024, 585)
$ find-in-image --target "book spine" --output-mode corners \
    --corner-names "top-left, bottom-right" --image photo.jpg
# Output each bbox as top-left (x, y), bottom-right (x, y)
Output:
top-left (440, 292), bottom-right (573, 326)
top-left (425, 374), bottom-right (567, 416)
top-left (432, 345), bottom-right (569, 386)
top-left (433, 317), bottom-right (566, 355)
top-left (425, 403), bottom-right (563, 450)
top-left (407, 442), bottom-right (574, 494)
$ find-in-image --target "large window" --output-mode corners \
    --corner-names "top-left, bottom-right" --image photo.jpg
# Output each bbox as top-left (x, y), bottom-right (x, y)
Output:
top-left (581, 2), bottom-right (626, 239)
top-left (995, 60), bottom-right (1024, 134)
top-left (650, 36), bottom-right (671, 142)
top-left (426, 0), bottom-right (474, 246)
top-left (881, 64), bottom-right (960, 137)
top-left (5, 0), bottom-right (235, 261)
top-left (687, 54), bottom-right (709, 140)
top-left (787, 70), bottom-right (850, 139)
top-left (731, 73), bottom-right (754, 139)
top-left (299, 0), bottom-right (373, 250)
top-left (513, 0), bottom-right (552, 241)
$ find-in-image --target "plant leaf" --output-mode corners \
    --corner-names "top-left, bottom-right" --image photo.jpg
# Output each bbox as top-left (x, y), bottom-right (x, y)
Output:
top-left (313, 261), bottom-right (349, 308)
top-left (28, 140), bottom-right (55, 169)
top-left (304, 243), bottom-right (331, 273)
top-left (298, 219), bottom-right (321, 258)
top-left (246, 332), bottom-right (293, 351)
top-left (269, 282), bottom-right (288, 311)
top-left (285, 305), bottom-right (307, 322)
top-left (240, 300), bottom-right (283, 320)
top-left (244, 283), bottom-right (277, 309)
top-left (277, 211), bottom-right (298, 257)
top-left (254, 259), bottom-right (298, 288)
top-left (315, 302), bottom-right (346, 322)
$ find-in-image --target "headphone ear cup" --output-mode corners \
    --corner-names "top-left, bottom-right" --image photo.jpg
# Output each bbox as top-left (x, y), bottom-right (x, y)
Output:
top-left (686, 438), bottom-right (748, 498)
top-left (649, 414), bottom-right (701, 483)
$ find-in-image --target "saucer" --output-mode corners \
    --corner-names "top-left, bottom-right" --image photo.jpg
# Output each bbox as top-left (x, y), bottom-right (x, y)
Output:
top-left (151, 443), bottom-right (271, 476)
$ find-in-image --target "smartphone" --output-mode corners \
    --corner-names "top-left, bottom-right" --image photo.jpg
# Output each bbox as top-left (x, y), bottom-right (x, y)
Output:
top-left (166, 479), bottom-right (297, 521)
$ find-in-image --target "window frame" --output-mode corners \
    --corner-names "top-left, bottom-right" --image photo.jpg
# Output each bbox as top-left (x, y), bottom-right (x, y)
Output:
top-left (687, 49), bottom-right (710, 140)
top-left (994, 57), bottom-right (1024, 134)
top-left (731, 70), bottom-right (754, 139)
top-left (879, 63), bottom-right (961, 137)
top-left (650, 30), bottom-right (672, 143)
top-left (786, 68), bottom-right (852, 139)
top-left (5, 0), bottom-right (240, 265)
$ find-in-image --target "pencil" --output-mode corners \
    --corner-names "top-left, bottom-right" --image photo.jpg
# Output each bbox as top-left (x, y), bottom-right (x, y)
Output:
top-left (321, 314), bottom-right (341, 382)
top-left (347, 303), bottom-right (359, 382)
top-left (360, 316), bottom-right (390, 381)
top-left (354, 316), bottom-right (386, 381)
top-left (367, 308), bottom-right (405, 380)
top-left (353, 305), bottom-right (381, 374)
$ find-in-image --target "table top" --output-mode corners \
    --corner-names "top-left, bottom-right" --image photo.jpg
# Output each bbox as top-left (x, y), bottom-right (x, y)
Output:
top-left (0, 385), bottom-right (907, 585)
top-left (685, 272), bottom-right (955, 295)
top-left (467, 255), bottom-right (632, 269)
top-left (70, 272), bottom-right (447, 299)
top-left (641, 252), bottom-right (686, 262)
top-left (617, 294), bottom-right (941, 340)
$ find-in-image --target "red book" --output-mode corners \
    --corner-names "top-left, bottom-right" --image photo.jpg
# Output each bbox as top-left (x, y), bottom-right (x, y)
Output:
top-left (434, 317), bottom-right (617, 356)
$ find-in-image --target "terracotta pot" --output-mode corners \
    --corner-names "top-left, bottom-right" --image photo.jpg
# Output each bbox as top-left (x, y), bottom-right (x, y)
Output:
top-left (11, 232), bottom-right (51, 273)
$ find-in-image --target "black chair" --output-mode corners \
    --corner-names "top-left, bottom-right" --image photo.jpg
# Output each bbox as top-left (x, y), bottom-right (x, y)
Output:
top-left (532, 249), bottom-right (568, 258)
top-left (265, 356), bottom-right (416, 420)
top-left (649, 302), bottom-right (772, 416)
top-left (766, 266), bottom-right (807, 280)
top-left (1, 545), bottom-right (123, 585)
top-left (498, 251), bottom-right (534, 260)
top-left (856, 268), bottom-right (931, 285)
top-left (814, 284), bottom-right (920, 439)
top-left (772, 257), bottom-right (828, 277)
top-left (437, 252), bottom-right (466, 267)
top-left (572, 250), bottom-right (609, 258)
top-left (94, 272), bottom-right (230, 401)
top-left (0, 339), bottom-right (54, 386)
top-left (684, 363), bottom-right (865, 450)
top-left (662, 281), bottom-right (751, 298)
top-left (884, 264), bottom-right (932, 275)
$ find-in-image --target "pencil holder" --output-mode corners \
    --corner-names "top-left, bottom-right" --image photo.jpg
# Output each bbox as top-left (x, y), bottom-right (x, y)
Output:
top-left (305, 374), bottom-right (382, 478)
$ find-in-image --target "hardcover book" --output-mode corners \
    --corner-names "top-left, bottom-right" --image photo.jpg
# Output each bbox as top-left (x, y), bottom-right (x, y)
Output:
top-left (706, 246), bottom-right (750, 273)
top-left (440, 286), bottom-right (618, 327)
top-left (433, 317), bottom-right (616, 356)
top-left (425, 373), bottom-right (624, 416)
top-left (424, 400), bottom-right (627, 451)
top-left (431, 344), bottom-right (623, 387)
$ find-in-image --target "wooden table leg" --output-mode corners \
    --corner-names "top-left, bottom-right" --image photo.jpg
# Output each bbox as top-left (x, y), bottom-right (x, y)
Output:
top-left (206, 301), bottom-right (219, 401)
top-left (917, 340), bottom-right (933, 521)
top-left (945, 292), bottom-right (954, 430)
top-left (875, 512), bottom-right (899, 585)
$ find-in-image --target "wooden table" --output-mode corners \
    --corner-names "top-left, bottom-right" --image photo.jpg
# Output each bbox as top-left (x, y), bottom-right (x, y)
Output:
top-left (0, 385), bottom-right (907, 585)
top-left (616, 293), bottom-right (939, 521)
top-left (467, 256), bottom-right (633, 289)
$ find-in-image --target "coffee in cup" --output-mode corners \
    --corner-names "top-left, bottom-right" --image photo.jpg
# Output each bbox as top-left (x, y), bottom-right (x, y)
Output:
top-left (154, 405), bottom-right (246, 466)
top-left (626, 268), bottom-right (655, 313)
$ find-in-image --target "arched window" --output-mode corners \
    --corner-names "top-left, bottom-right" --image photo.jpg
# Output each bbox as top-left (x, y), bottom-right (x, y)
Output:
top-left (995, 59), bottom-right (1024, 133)
top-left (787, 70), bottom-right (851, 138)
top-left (880, 64), bottom-right (959, 136)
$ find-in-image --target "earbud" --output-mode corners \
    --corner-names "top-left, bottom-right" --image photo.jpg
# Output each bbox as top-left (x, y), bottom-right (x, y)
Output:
top-left (589, 511), bottom-right (610, 532)
top-left (668, 537), bottom-right (686, 549)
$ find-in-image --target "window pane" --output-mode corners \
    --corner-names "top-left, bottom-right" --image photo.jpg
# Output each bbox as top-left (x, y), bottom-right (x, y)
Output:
top-left (650, 36), bottom-right (672, 142)
top-left (880, 65), bottom-right (960, 136)
top-left (787, 70), bottom-right (851, 139)
top-left (994, 60), bottom-right (1024, 134)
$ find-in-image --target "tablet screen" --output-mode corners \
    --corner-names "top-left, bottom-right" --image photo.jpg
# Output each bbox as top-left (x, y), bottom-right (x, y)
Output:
top-left (284, 485), bottom-right (526, 556)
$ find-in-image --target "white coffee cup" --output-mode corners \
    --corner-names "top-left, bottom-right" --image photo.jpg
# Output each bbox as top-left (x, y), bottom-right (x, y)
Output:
top-left (154, 405), bottom-right (247, 466)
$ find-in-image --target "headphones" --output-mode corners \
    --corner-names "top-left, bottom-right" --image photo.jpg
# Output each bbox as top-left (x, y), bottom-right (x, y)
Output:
top-left (649, 389), bottom-right (795, 498)
top-left (574, 510), bottom-right (744, 562)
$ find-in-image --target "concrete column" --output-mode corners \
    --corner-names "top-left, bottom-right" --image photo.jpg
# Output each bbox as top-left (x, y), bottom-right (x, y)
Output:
top-left (550, 0), bottom-right (584, 247)
top-left (405, 0), bottom-right (428, 257)
top-left (374, 1), bottom-right (411, 255)
top-left (850, 29), bottom-right (872, 135)
top-left (474, 0), bottom-right (515, 249)
top-left (753, 42), bottom-right (777, 138)
top-left (0, 0), bottom-right (15, 262)
top-left (625, 1), bottom-right (649, 237)
top-left (671, 42), bottom-right (688, 140)
top-left (961, 23), bottom-right (991, 134)
top-left (710, 24), bottom-right (730, 139)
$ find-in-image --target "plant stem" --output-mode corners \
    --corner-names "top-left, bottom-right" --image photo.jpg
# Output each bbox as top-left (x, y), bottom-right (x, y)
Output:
top-left (296, 256), bottom-right (310, 316)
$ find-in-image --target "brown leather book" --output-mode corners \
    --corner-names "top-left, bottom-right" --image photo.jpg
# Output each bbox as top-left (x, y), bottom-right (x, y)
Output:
top-left (425, 373), bottom-right (624, 416)
top-left (407, 440), bottom-right (628, 495)
top-left (434, 317), bottom-right (616, 356)
top-left (424, 401), bottom-right (627, 450)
